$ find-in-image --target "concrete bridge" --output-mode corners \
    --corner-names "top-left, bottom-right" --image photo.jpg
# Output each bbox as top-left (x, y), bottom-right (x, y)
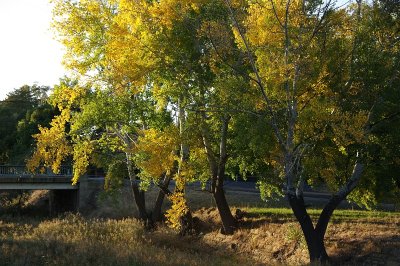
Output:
top-left (0, 165), bottom-right (101, 214)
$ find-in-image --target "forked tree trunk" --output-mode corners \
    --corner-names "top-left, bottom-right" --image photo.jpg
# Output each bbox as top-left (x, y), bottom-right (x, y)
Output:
top-left (126, 151), bottom-right (153, 228)
top-left (288, 162), bottom-right (364, 263)
top-left (288, 193), bottom-right (329, 263)
top-left (205, 115), bottom-right (237, 235)
top-left (131, 183), bottom-right (148, 222)
top-left (152, 191), bottom-right (165, 222)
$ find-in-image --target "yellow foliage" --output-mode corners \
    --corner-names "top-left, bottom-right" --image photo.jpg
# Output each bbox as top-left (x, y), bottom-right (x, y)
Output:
top-left (147, 0), bottom-right (204, 29)
top-left (27, 109), bottom-right (72, 174)
top-left (164, 160), bottom-right (197, 230)
top-left (135, 126), bottom-right (180, 179)
top-left (51, 82), bottom-right (88, 110)
top-left (134, 123), bottom-right (193, 231)
top-left (72, 140), bottom-right (94, 185)
top-left (28, 81), bottom-right (90, 178)
top-left (165, 190), bottom-right (189, 230)
top-left (52, 0), bottom-right (115, 75)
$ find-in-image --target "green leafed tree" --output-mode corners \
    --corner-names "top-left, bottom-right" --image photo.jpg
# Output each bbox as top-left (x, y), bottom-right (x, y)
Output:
top-left (0, 85), bottom-right (54, 164)
top-left (223, 0), bottom-right (400, 262)
top-left (29, 0), bottom-right (193, 232)
top-left (34, 0), bottom-right (274, 235)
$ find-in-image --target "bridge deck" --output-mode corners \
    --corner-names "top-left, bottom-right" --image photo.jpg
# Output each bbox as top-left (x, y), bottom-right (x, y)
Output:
top-left (0, 166), bottom-right (77, 190)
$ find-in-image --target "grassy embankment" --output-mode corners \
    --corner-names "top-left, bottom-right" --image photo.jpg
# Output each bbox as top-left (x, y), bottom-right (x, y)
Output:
top-left (0, 188), bottom-right (399, 265)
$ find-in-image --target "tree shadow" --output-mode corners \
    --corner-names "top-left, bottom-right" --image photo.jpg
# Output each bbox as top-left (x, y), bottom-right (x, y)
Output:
top-left (0, 237), bottom-right (157, 265)
top-left (328, 235), bottom-right (400, 265)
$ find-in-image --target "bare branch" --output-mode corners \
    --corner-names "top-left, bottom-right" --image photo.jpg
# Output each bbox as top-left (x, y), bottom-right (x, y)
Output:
top-left (337, 159), bottom-right (364, 199)
top-left (186, 104), bottom-right (263, 117)
top-left (367, 111), bottom-right (400, 132)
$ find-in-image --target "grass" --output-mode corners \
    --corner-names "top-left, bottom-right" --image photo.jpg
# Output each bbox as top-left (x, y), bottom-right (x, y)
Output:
top-left (0, 214), bottom-right (253, 266)
top-left (247, 207), bottom-right (400, 221)
top-left (0, 187), bottom-right (399, 265)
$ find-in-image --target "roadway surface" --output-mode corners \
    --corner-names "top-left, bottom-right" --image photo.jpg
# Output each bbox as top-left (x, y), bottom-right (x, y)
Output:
top-left (188, 181), bottom-right (395, 210)
top-left (185, 180), bottom-right (338, 208)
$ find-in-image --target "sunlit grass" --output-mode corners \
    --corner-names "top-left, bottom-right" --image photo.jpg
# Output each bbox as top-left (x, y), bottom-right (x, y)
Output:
top-left (0, 213), bottom-right (251, 266)
top-left (246, 207), bottom-right (400, 222)
top-left (0, 187), bottom-right (399, 266)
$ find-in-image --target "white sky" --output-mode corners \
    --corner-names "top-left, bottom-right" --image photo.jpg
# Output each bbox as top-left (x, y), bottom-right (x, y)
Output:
top-left (0, 0), bottom-right (66, 100)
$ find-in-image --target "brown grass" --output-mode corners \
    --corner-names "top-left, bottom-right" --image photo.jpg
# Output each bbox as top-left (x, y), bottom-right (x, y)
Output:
top-left (0, 214), bottom-right (254, 266)
top-left (1, 186), bottom-right (399, 265)
top-left (192, 208), bottom-right (400, 265)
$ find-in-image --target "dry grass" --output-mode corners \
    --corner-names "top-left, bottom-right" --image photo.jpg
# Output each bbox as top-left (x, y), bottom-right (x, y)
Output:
top-left (0, 186), bottom-right (399, 265)
top-left (193, 208), bottom-right (400, 265)
top-left (0, 214), bottom-right (253, 266)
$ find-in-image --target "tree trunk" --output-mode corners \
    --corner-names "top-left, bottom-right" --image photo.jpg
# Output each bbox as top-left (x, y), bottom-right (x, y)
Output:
top-left (288, 171), bottom-right (363, 264)
top-left (126, 151), bottom-right (152, 228)
top-left (152, 190), bottom-right (166, 222)
top-left (178, 208), bottom-right (195, 236)
top-left (213, 184), bottom-right (237, 234)
top-left (201, 114), bottom-right (237, 234)
top-left (131, 183), bottom-right (148, 221)
top-left (287, 192), bottom-right (328, 262)
top-left (286, 163), bottom-right (363, 263)
top-left (152, 174), bottom-right (172, 222)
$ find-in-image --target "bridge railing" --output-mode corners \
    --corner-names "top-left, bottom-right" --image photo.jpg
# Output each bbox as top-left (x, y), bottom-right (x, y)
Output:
top-left (0, 165), bottom-right (72, 176)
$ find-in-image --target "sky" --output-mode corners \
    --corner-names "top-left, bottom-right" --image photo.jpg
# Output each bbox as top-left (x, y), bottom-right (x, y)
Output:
top-left (0, 0), bottom-right (65, 100)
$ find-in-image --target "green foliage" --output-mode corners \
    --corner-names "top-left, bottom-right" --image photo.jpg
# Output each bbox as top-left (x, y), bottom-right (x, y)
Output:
top-left (0, 85), bottom-right (53, 164)
top-left (23, 0), bottom-right (399, 236)
top-left (104, 160), bottom-right (128, 192)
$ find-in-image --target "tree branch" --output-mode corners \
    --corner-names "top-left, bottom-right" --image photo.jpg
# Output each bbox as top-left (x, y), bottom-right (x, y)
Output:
top-left (224, 0), bottom-right (286, 150)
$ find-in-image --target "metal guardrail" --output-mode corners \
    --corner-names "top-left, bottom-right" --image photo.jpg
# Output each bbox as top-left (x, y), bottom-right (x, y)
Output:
top-left (0, 165), bottom-right (72, 176)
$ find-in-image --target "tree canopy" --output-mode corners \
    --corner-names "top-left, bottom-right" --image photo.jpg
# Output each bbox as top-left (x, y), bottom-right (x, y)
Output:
top-left (24, 0), bottom-right (399, 263)
top-left (0, 85), bottom-right (54, 164)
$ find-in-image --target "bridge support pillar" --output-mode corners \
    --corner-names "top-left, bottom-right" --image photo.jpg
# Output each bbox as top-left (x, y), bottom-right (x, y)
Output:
top-left (78, 175), bottom-right (90, 212)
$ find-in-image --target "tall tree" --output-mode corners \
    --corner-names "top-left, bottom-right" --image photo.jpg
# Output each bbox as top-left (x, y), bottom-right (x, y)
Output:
top-left (0, 85), bottom-right (53, 164)
top-left (30, 0), bottom-right (193, 231)
top-left (45, 0), bottom-right (267, 234)
top-left (139, 0), bottom-right (270, 234)
top-left (224, 0), bottom-right (400, 262)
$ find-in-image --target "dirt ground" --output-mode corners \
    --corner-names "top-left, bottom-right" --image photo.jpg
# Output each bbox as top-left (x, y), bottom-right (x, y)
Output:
top-left (6, 187), bottom-right (400, 265)
top-left (190, 208), bottom-right (400, 265)
top-left (78, 186), bottom-right (400, 265)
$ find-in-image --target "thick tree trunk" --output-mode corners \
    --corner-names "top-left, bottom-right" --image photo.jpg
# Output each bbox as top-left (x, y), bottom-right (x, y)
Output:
top-left (126, 151), bottom-right (153, 228)
top-left (287, 192), bottom-right (328, 263)
top-left (152, 191), bottom-right (165, 222)
top-left (213, 184), bottom-right (237, 234)
top-left (288, 161), bottom-right (364, 263)
top-left (213, 149), bottom-right (236, 234)
top-left (201, 114), bottom-right (237, 234)
top-left (178, 208), bottom-right (195, 236)
top-left (131, 183), bottom-right (149, 221)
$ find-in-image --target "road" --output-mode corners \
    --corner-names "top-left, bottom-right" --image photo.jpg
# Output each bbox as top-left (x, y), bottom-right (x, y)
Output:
top-left (186, 180), bottom-right (336, 206)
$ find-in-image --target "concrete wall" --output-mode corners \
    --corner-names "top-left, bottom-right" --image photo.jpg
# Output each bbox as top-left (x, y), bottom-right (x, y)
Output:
top-left (46, 176), bottom-right (104, 214)
top-left (77, 176), bottom-right (104, 213)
